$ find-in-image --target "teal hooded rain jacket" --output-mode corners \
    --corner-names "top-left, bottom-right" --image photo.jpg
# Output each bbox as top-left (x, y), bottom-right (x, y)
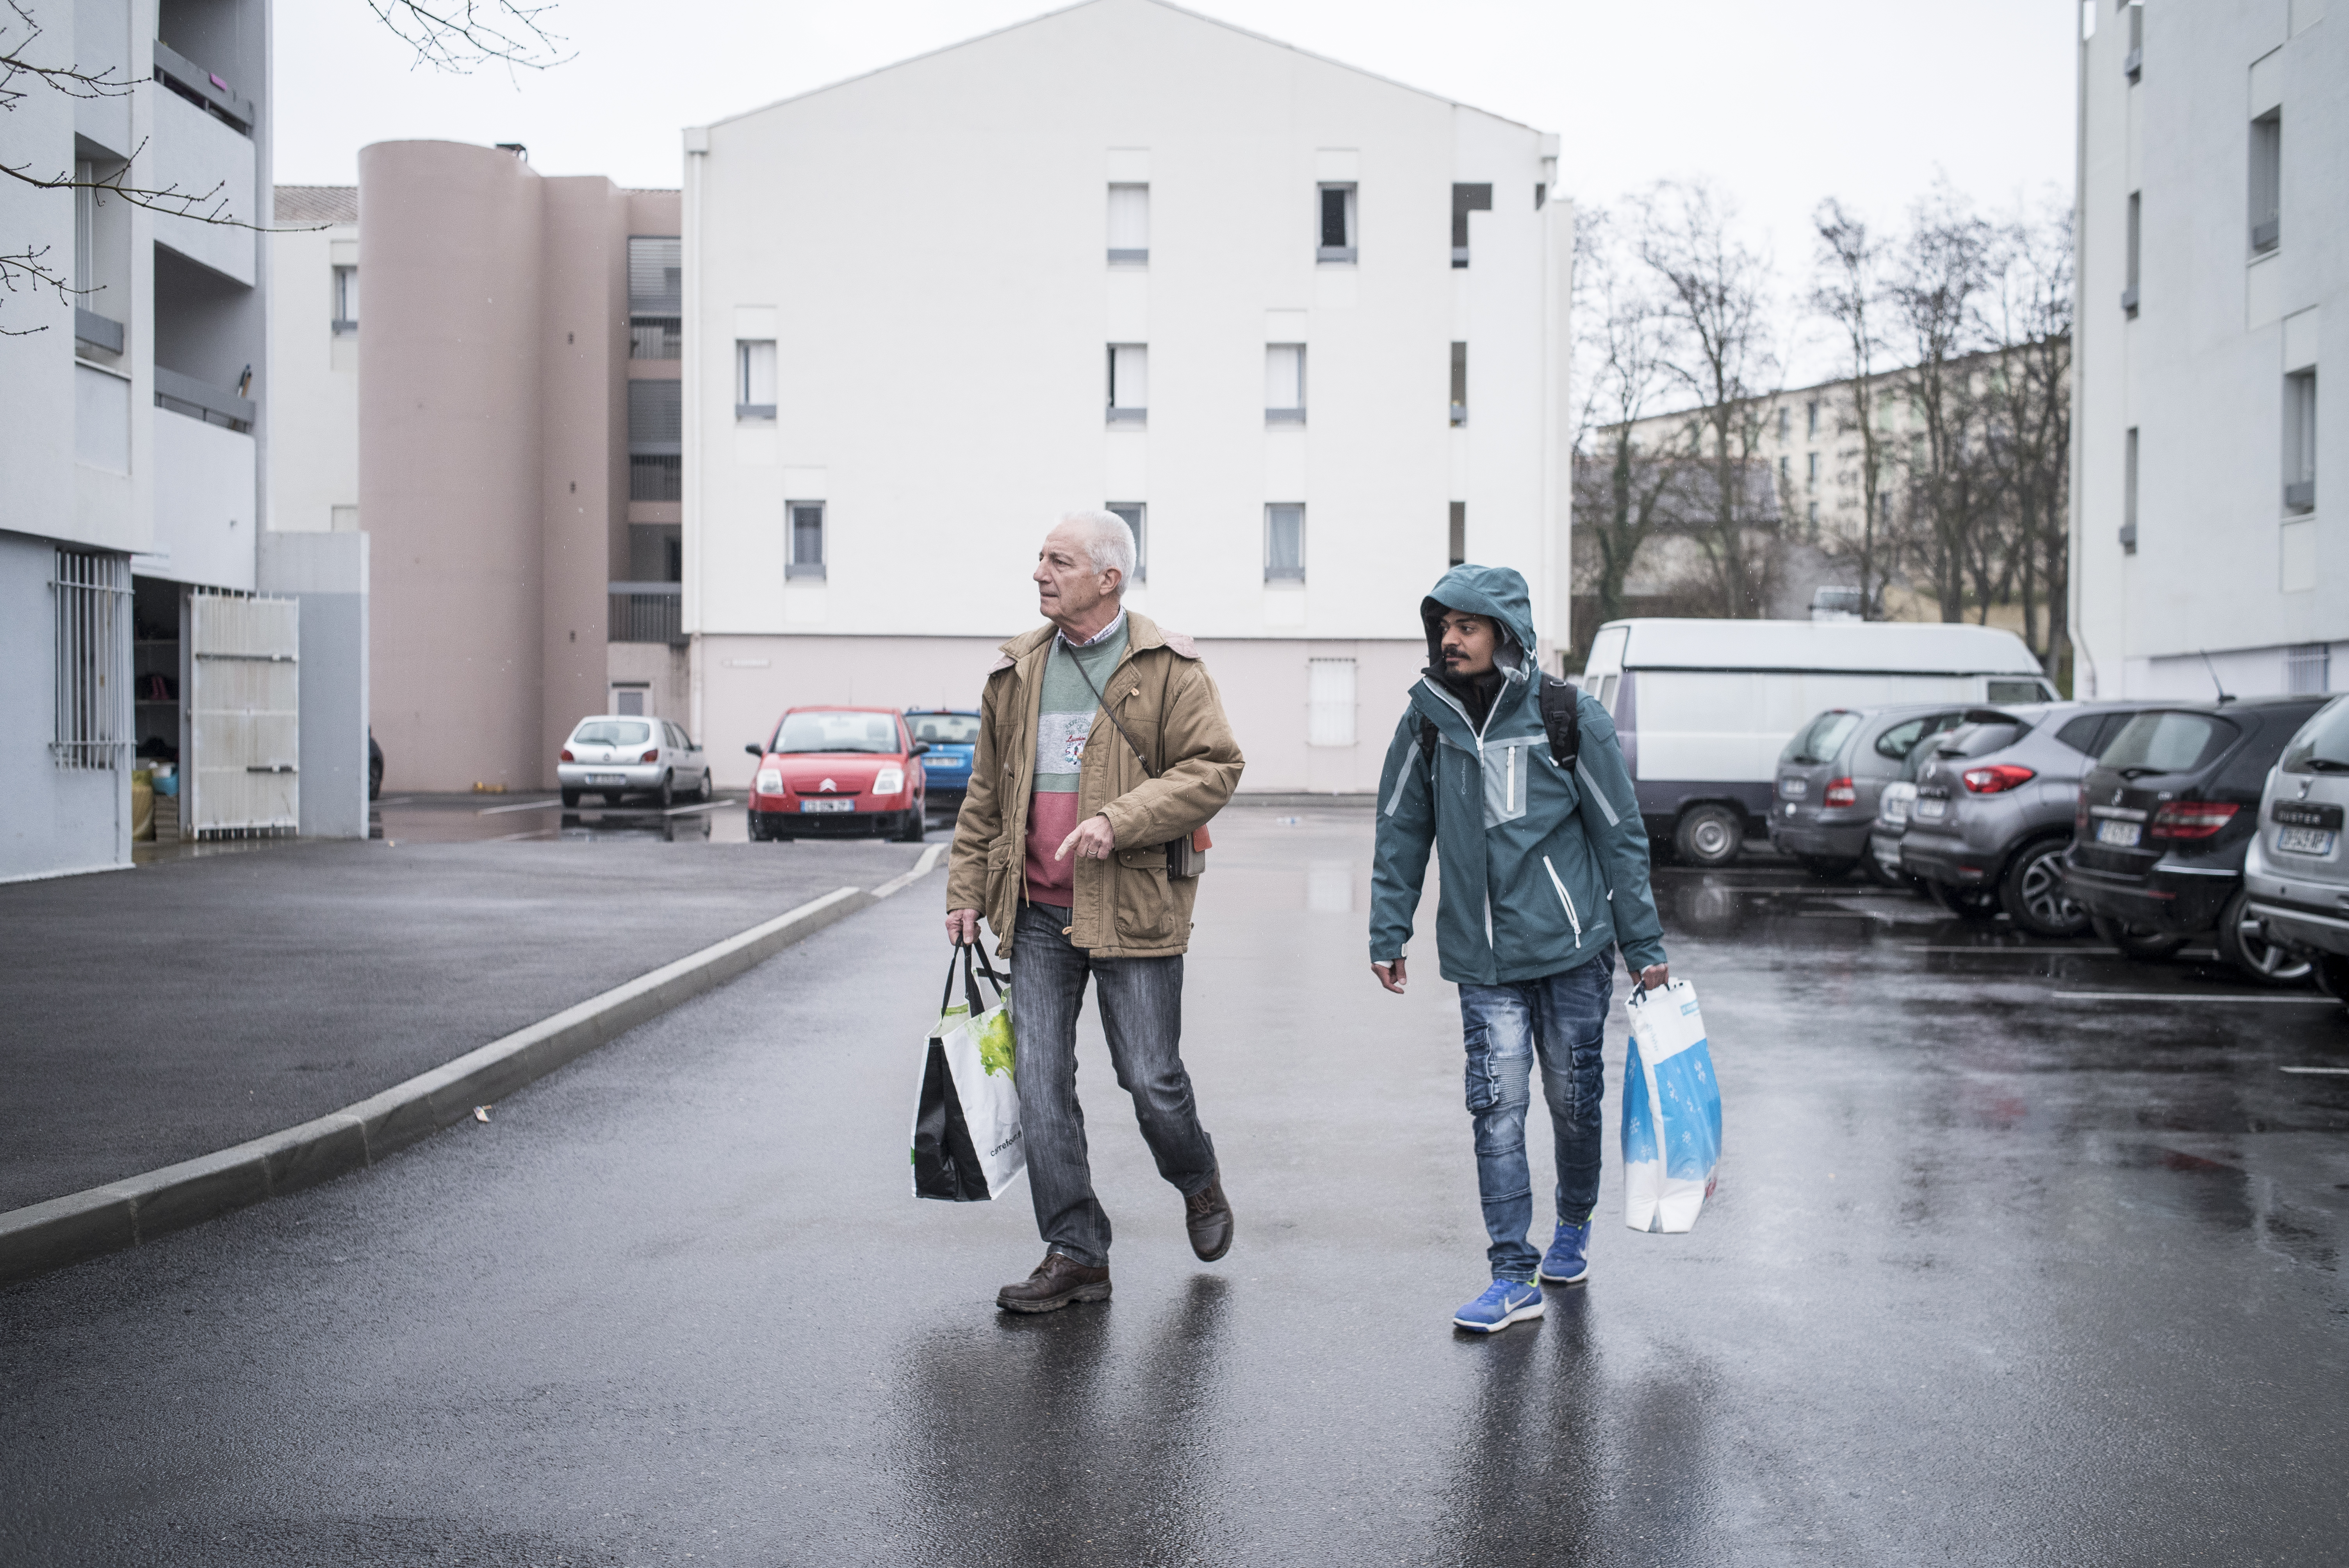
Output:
top-left (1368, 565), bottom-right (1667, 985)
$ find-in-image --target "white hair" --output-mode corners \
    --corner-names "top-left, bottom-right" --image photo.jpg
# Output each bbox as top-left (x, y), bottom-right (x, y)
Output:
top-left (1059, 509), bottom-right (1135, 586)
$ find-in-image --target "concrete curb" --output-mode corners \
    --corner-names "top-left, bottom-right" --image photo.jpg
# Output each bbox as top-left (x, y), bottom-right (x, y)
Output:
top-left (0, 880), bottom-right (896, 1287)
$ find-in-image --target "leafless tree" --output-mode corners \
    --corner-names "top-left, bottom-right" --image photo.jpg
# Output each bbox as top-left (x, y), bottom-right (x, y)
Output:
top-left (1981, 201), bottom-right (2075, 679)
top-left (367, 0), bottom-right (570, 74)
top-left (1810, 198), bottom-right (1901, 617)
top-left (1636, 179), bottom-right (1782, 618)
top-left (3, 0), bottom-right (566, 331)
top-left (1571, 204), bottom-right (1688, 636)
top-left (1886, 182), bottom-right (2000, 623)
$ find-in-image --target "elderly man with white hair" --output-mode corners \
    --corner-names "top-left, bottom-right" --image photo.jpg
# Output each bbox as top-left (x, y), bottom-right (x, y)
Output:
top-left (945, 510), bottom-right (1245, 1313)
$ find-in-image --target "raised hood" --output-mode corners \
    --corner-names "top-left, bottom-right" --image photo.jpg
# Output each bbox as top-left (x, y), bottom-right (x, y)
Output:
top-left (1420, 563), bottom-right (1538, 670)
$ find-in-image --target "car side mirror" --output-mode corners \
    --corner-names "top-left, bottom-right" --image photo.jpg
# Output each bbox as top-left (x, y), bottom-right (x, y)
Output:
top-left (745, 743), bottom-right (763, 758)
top-left (910, 741), bottom-right (930, 755)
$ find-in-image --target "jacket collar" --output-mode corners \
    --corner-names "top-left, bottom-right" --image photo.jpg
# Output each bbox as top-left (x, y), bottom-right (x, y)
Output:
top-left (998, 608), bottom-right (1165, 665)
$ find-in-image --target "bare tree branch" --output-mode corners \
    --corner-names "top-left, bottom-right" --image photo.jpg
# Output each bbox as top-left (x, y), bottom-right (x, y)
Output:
top-left (1812, 198), bottom-right (1898, 618)
top-left (367, 0), bottom-right (573, 75)
top-left (0, 0), bottom-right (135, 113)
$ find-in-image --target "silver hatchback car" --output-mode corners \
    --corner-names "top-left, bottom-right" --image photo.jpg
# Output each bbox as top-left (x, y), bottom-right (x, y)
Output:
top-left (2243, 694), bottom-right (2349, 1003)
top-left (1900, 702), bottom-right (2158, 936)
top-left (1769, 704), bottom-right (1970, 880)
top-left (558, 715), bottom-right (710, 809)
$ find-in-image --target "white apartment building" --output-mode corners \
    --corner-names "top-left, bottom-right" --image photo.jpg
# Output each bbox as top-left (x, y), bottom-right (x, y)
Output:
top-left (683, 0), bottom-right (1570, 793)
top-left (0, 0), bottom-right (367, 882)
top-left (267, 186), bottom-right (360, 538)
top-left (2074, 0), bottom-right (2347, 700)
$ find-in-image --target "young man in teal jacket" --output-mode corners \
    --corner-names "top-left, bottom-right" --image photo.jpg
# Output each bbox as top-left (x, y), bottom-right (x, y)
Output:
top-left (1369, 565), bottom-right (1669, 1333)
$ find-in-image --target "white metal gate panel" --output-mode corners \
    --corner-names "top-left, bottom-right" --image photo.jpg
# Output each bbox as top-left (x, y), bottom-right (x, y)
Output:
top-left (189, 591), bottom-right (299, 837)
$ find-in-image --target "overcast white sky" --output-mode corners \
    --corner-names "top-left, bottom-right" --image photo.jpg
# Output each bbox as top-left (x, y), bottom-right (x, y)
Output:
top-left (276, 0), bottom-right (2078, 376)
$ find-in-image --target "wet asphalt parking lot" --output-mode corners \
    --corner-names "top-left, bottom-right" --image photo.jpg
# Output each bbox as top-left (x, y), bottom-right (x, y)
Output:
top-left (5, 806), bottom-right (2347, 1566)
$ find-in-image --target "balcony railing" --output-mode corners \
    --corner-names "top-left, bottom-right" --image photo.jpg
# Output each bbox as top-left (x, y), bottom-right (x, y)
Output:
top-left (153, 39), bottom-right (253, 135)
top-left (629, 315), bottom-right (681, 360)
top-left (154, 365), bottom-right (254, 432)
top-left (629, 454), bottom-right (681, 502)
top-left (609, 583), bottom-right (683, 645)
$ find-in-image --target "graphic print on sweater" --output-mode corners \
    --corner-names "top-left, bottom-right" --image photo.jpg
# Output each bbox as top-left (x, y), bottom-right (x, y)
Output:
top-left (1024, 619), bottom-right (1128, 907)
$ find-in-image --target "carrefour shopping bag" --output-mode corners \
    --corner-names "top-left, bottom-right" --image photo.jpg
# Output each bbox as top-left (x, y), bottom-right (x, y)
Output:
top-left (1621, 978), bottom-right (1722, 1233)
top-left (910, 945), bottom-right (1024, 1201)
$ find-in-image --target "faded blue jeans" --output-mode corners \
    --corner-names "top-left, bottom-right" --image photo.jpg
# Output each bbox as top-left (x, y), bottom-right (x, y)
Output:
top-left (1458, 952), bottom-right (1613, 1282)
top-left (1011, 902), bottom-right (1219, 1268)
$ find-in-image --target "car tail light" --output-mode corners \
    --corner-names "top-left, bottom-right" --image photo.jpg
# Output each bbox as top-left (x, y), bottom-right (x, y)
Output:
top-left (872, 766), bottom-right (906, 796)
top-left (639, 748), bottom-right (661, 763)
top-left (756, 769), bottom-right (783, 795)
top-left (2075, 791), bottom-right (2089, 835)
top-left (2151, 800), bottom-right (2239, 840)
top-left (560, 748), bottom-right (574, 762)
top-left (1961, 764), bottom-right (2036, 794)
top-left (1824, 777), bottom-right (1857, 808)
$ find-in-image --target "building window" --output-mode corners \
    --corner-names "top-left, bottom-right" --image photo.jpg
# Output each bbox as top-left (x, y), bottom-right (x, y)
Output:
top-left (1265, 503), bottom-right (1305, 581)
top-left (1108, 183), bottom-right (1148, 264)
top-left (2123, 191), bottom-right (2141, 314)
top-left (2285, 643), bottom-right (2331, 695)
top-left (1308, 657), bottom-right (1357, 747)
top-left (1450, 342), bottom-right (1467, 427)
top-left (627, 234), bottom-right (682, 360)
top-left (1266, 344), bottom-right (1305, 424)
top-left (1450, 183), bottom-right (1490, 267)
top-left (2250, 110), bottom-right (2281, 255)
top-left (331, 264), bottom-right (358, 333)
top-left (1317, 183), bottom-right (1357, 264)
top-left (1805, 500), bottom-right (1819, 538)
top-left (1777, 454), bottom-right (1790, 491)
top-left (1448, 501), bottom-right (1466, 567)
top-left (736, 340), bottom-right (776, 420)
top-left (2285, 369), bottom-right (2317, 511)
top-left (52, 548), bottom-right (130, 770)
top-left (628, 379), bottom-right (681, 500)
top-left (1806, 451), bottom-right (1820, 488)
top-left (1776, 405), bottom-right (1790, 441)
top-left (1107, 344), bottom-right (1147, 425)
top-left (787, 501), bottom-right (825, 579)
top-left (1108, 502), bottom-right (1146, 582)
top-left (1806, 399), bottom-right (1819, 437)
top-left (2121, 426), bottom-right (2139, 552)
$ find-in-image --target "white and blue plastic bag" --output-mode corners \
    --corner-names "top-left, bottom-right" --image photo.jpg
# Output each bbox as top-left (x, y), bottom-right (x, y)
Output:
top-left (1621, 978), bottom-right (1722, 1233)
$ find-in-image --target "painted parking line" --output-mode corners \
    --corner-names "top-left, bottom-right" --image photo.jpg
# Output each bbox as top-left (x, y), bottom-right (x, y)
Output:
top-left (2279, 1066), bottom-right (2349, 1075)
top-left (2051, 991), bottom-right (2340, 1004)
top-left (475, 798), bottom-right (563, 816)
top-left (1905, 945), bottom-right (2121, 954)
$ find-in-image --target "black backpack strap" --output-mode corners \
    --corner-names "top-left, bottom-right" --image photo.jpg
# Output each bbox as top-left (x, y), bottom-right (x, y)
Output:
top-left (1538, 674), bottom-right (1581, 770)
top-left (1418, 716), bottom-right (1439, 766)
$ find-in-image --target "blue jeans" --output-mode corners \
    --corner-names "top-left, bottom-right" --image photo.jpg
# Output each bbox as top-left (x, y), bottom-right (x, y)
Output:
top-left (1011, 902), bottom-right (1219, 1268)
top-left (1458, 953), bottom-right (1613, 1282)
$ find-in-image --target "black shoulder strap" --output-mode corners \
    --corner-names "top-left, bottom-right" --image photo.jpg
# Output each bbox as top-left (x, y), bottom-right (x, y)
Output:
top-left (1539, 674), bottom-right (1581, 770)
top-left (1418, 716), bottom-right (1438, 764)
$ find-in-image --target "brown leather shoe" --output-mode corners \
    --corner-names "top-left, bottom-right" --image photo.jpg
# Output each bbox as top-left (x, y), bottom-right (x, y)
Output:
top-left (995, 1251), bottom-right (1112, 1313)
top-left (1185, 1171), bottom-right (1234, 1262)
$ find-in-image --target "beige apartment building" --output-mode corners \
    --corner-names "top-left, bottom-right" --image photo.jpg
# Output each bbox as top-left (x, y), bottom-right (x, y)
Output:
top-left (345, 143), bottom-right (682, 792)
top-left (1589, 353), bottom-right (2068, 634)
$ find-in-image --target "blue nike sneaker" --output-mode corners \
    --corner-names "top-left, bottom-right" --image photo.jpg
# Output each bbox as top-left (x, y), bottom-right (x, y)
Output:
top-left (1453, 1278), bottom-right (1545, 1333)
top-left (1539, 1218), bottom-right (1593, 1285)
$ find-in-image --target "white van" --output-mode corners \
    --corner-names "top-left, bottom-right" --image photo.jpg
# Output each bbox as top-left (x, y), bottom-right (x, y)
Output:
top-left (1578, 618), bottom-right (2057, 866)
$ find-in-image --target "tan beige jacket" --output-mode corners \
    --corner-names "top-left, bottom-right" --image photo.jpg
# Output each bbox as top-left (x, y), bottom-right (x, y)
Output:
top-left (946, 612), bottom-right (1243, 958)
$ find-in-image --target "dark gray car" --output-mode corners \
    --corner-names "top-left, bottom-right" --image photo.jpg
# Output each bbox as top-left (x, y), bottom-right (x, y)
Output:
top-left (1900, 702), bottom-right (2157, 937)
top-left (1768, 705), bottom-right (1969, 881)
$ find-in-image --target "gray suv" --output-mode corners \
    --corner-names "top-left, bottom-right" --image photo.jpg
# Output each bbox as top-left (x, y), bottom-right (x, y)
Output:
top-left (2243, 694), bottom-right (2349, 1003)
top-left (1900, 702), bottom-right (2157, 937)
top-left (1769, 705), bottom-right (1968, 881)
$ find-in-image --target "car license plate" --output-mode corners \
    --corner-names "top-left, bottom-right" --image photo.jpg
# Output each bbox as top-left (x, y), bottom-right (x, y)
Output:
top-left (587, 773), bottom-right (625, 785)
top-left (2276, 825), bottom-right (2337, 856)
top-left (1779, 778), bottom-right (1807, 799)
top-left (1913, 797), bottom-right (1946, 821)
top-left (2096, 818), bottom-right (2142, 848)
top-left (800, 798), bottom-right (854, 813)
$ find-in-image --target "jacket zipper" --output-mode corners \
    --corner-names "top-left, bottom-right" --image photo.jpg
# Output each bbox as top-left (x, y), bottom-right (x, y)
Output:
top-left (1543, 855), bottom-right (1583, 948)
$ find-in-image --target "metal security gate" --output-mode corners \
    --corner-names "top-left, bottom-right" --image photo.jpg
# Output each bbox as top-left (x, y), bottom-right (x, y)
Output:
top-left (187, 590), bottom-right (299, 837)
